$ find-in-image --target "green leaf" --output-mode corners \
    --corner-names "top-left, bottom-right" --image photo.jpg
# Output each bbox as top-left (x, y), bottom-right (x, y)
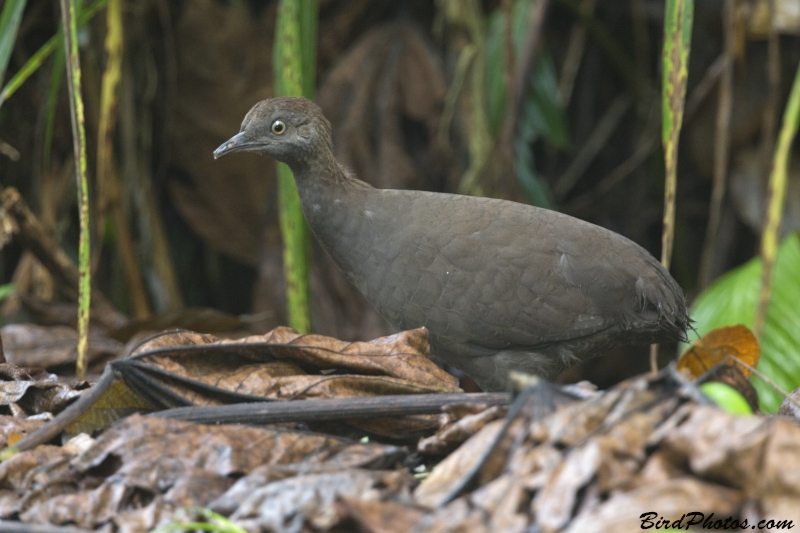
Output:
top-left (0, 0), bottom-right (107, 107)
top-left (660, 0), bottom-right (693, 268)
top-left (154, 507), bottom-right (247, 533)
top-left (484, 0), bottom-right (535, 134)
top-left (0, 0), bottom-right (27, 86)
top-left (699, 382), bottom-right (753, 416)
top-left (298, 0), bottom-right (318, 99)
top-left (0, 283), bottom-right (14, 302)
top-left (513, 55), bottom-right (569, 208)
top-left (661, 0), bottom-right (694, 145)
top-left (529, 55), bottom-right (570, 150)
top-left (688, 233), bottom-right (800, 413)
top-left (483, 12), bottom-right (505, 135)
top-left (482, 0), bottom-right (569, 208)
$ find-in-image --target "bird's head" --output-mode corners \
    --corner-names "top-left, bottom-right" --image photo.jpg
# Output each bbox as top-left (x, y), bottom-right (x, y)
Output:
top-left (213, 97), bottom-right (334, 170)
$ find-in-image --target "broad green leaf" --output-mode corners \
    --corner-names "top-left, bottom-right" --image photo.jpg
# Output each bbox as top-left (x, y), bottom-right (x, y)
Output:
top-left (688, 234), bottom-right (800, 413)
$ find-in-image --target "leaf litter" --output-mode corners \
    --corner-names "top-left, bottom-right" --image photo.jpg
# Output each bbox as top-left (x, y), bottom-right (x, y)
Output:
top-left (0, 326), bottom-right (799, 531)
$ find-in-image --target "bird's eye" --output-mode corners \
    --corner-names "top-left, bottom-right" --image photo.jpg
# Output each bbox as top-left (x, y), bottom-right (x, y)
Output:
top-left (271, 120), bottom-right (286, 135)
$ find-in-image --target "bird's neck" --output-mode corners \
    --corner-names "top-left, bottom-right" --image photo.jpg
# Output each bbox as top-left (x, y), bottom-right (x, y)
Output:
top-left (289, 154), bottom-right (371, 227)
top-left (289, 152), bottom-right (370, 196)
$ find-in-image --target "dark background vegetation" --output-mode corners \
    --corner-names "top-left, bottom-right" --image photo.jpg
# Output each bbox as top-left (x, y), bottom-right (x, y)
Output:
top-left (1, 0), bottom-right (799, 385)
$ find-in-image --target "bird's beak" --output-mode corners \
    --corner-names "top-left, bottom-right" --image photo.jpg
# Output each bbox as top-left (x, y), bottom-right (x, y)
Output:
top-left (213, 131), bottom-right (263, 159)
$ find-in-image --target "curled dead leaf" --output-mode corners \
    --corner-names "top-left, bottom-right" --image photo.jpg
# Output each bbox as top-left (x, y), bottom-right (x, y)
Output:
top-left (678, 324), bottom-right (760, 378)
top-left (107, 327), bottom-right (459, 437)
top-left (417, 404), bottom-right (507, 455)
top-left (0, 362), bottom-right (87, 417)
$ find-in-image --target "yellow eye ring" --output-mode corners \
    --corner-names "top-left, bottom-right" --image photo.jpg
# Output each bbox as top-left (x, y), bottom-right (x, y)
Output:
top-left (271, 120), bottom-right (286, 135)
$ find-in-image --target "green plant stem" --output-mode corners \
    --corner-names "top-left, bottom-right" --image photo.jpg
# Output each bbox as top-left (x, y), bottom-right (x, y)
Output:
top-left (652, 0), bottom-right (693, 373)
top-left (273, 0), bottom-right (317, 334)
top-left (754, 61), bottom-right (800, 339)
top-left (660, 0), bottom-right (693, 270)
top-left (59, 0), bottom-right (91, 380)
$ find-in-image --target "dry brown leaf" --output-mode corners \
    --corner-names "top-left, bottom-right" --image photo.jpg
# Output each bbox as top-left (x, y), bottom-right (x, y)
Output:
top-left (336, 497), bottom-right (429, 533)
top-left (468, 473), bottom-right (530, 532)
top-left (1, 324), bottom-right (122, 369)
top-left (0, 417), bottom-right (44, 448)
top-left (654, 405), bottom-right (768, 493)
top-left (414, 418), bottom-right (505, 508)
top-left (563, 478), bottom-right (742, 533)
top-left (33, 327), bottom-right (463, 440)
top-left (412, 373), bottom-right (793, 531)
top-left (114, 328), bottom-right (460, 432)
top-left (418, 404), bottom-right (507, 455)
top-left (211, 443), bottom-right (405, 516)
top-left (225, 470), bottom-right (411, 532)
top-left (10, 351), bottom-right (800, 532)
top-left (73, 414), bottom-right (349, 475)
top-left (534, 405), bottom-right (669, 531)
top-left (778, 386), bottom-right (800, 418)
top-left (129, 327), bottom-right (454, 390)
top-left (526, 386), bottom-right (624, 446)
top-left (0, 444), bottom-right (74, 519)
top-left (534, 441), bottom-right (603, 530)
top-left (0, 363), bottom-right (87, 417)
top-left (678, 324), bottom-right (760, 378)
top-left (4, 414), bottom-right (408, 530)
top-left (760, 417), bottom-right (800, 523)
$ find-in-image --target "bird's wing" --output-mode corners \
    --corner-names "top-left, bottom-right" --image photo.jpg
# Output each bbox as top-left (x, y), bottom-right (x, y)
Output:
top-left (392, 193), bottom-right (620, 351)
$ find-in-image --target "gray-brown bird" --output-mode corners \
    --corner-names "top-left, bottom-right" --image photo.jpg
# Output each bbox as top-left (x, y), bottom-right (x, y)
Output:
top-left (214, 97), bottom-right (690, 391)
